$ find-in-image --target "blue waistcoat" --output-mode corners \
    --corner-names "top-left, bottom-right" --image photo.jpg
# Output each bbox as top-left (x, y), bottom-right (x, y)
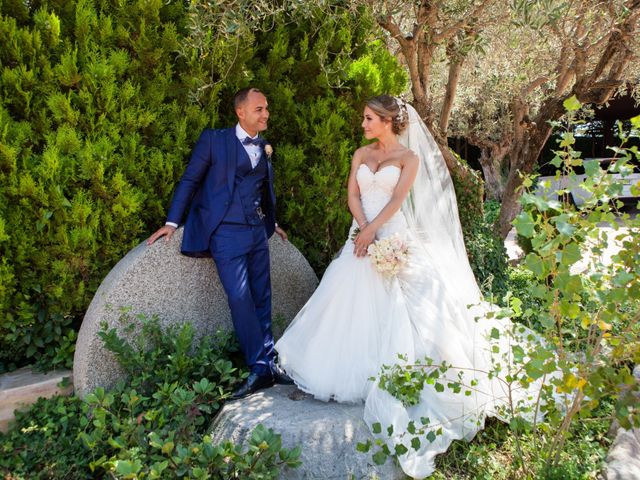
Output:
top-left (221, 146), bottom-right (268, 225)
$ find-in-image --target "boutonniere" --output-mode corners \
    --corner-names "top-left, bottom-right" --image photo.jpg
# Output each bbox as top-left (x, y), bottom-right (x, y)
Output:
top-left (264, 143), bottom-right (273, 159)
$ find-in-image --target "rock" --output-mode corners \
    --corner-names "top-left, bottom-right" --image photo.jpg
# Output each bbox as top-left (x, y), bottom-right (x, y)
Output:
top-left (210, 385), bottom-right (404, 479)
top-left (602, 429), bottom-right (640, 480)
top-left (73, 228), bottom-right (318, 397)
top-left (600, 365), bottom-right (640, 480)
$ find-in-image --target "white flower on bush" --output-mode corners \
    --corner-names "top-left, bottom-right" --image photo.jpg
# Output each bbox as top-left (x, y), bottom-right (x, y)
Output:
top-left (367, 234), bottom-right (410, 277)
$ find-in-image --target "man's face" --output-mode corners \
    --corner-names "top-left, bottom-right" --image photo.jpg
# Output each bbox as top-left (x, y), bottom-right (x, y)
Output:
top-left (236, 91), bottom-right (269, 136)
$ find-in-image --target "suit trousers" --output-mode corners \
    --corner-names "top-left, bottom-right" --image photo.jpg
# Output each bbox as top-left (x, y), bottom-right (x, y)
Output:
top-left (209, 223), bottom-right (274, 377)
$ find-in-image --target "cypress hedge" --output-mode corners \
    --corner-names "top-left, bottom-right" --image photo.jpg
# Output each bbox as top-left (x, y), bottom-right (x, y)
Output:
top-left (0, 1), bottom-right (408, 371)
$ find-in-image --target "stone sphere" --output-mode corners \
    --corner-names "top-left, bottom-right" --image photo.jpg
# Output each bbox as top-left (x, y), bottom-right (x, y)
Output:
top-left (73, 228), bottom-right (318, 397)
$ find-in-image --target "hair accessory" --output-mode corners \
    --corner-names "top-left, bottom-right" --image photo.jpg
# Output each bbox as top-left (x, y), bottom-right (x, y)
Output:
top-left (395, 97), bottom-right (408, 124)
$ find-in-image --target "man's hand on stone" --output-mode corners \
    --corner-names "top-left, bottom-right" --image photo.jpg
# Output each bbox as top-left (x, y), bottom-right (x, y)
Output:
top-left (275, 225), bottom-right (288, 242)
top-left (147, 225), bottom-right (176, 245)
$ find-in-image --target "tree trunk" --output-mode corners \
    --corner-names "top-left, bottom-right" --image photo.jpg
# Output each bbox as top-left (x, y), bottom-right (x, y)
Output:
top-left (478, 148), bottom-right (506, 200)
top-left (497, 119), bottom-right (557, 237)
top-left (439, 59), bottom-right (462, 134)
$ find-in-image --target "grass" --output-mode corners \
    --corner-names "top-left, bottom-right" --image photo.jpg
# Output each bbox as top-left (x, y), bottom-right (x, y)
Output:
top-left (430, 407), bottom-right (612, 479)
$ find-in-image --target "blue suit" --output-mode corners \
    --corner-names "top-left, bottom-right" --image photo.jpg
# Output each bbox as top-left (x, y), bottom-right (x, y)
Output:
top-left (167, 127), bottom-right (277, 376)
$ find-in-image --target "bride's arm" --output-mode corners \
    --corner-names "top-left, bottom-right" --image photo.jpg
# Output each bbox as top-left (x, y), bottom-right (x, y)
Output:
top-left (354, 152), bottom-right (419, 254)
top-left (347, 149), bottom-right (369, 229)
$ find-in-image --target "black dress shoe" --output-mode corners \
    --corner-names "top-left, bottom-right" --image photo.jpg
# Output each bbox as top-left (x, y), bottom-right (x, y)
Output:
top-left (230, 373), bottom-right (274, 400)
top-left (272, 363), bottom-right (295, 385)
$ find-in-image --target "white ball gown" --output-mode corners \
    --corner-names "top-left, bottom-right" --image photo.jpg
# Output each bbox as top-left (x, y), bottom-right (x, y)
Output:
top-left (275, 104), bottom-right (547, 479)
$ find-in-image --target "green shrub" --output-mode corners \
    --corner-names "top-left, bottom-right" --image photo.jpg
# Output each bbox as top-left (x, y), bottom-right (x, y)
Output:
top-left (0, 314), bottom-right (301, 479)
top-left (0, 394), bottom-right (91, 478)
top-left (0, 1), bottom-right (408, 371)
top-left (247, 12), bottom-right (408, 272)
top-left (464, 200), bottom-right (510, 301)
top-left (0, 1), bottom-right (210, 372)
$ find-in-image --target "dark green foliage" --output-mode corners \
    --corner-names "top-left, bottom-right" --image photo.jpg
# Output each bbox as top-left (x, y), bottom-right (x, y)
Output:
top-left (0, 395), bottom-right (91, 478)
top-left (97, 311), bottom-right (245, 393)
top-left (505, 265), bottom-right (544, 316)
top-left (0, 1), bottom-right (407, 371)
top-left (0, 1), bottom-right (211, 372)
top-left (247, 12), bottom-right (408, 271)
top-left (464, 200), bottom-right (510, 300)
top-left (0, 315), bottom-right (301, 478)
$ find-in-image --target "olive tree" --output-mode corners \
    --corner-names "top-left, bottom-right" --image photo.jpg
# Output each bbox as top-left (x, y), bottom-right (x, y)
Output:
top-left (351, 0), bottom-right (640, 236)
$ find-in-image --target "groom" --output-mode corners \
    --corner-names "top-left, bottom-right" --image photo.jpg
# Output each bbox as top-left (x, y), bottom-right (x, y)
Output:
top-left (147, 87), bottom-right (291, 399)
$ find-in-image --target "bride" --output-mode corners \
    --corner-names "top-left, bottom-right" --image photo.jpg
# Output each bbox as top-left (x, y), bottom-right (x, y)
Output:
top-left (275, 95), bottom-right (538, 478)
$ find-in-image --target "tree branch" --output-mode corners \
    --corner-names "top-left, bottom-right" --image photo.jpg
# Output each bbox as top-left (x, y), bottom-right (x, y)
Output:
top-left (377, 13), bottom-right (410, 50)
top-left (522, 76), bottom-right (549, 97)
top-left (433, 0), bottom-right (494, 43)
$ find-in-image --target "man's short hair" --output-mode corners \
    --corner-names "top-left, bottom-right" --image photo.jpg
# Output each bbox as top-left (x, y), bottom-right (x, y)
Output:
top-left (234, 87), bottom-right (262, 110)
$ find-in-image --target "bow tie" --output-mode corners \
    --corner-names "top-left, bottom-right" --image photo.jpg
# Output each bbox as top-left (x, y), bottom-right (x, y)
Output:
top-left (241, 136), bottom-right (263, 147)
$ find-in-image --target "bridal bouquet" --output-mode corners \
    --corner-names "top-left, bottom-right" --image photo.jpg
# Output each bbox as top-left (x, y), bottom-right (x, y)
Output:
top-left (367, 234), bottom-right (410, 278)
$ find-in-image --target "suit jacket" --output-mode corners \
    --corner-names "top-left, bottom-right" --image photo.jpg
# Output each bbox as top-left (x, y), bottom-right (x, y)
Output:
top-left (166, 128), bottom-right (276, 257)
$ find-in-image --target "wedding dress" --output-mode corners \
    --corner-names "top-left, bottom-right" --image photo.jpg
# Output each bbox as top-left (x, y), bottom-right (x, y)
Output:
top-left (275, 103), bottom-right (545, 478)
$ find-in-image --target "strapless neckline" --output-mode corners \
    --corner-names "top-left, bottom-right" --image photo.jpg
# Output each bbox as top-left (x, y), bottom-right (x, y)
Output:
top-left (358, 163), bottom-right (401, 176)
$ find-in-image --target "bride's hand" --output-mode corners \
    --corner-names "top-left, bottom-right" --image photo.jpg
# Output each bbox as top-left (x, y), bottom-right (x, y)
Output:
top-left (354, 225), bottom-right (375, 257)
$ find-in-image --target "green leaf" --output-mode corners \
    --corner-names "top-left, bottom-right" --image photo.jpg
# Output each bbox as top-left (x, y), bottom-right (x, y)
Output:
top-left (395, 444), bottom-right (408, 456)
top-left (356, 440), bottom-right (371, 452)
top-left (407, 421), bottom-right (416, 434)
top-left (613, 271), bottom-right (634, 287)
top-left (411, 437), bottom-right (421, 451)
top-left (161, 441), bottom-right (174, 454)
top-left (115, 460), bottom-right (141, 477)
top-left (371, 422), bottom-right (382, 434)
top-left (550, 155), bottom-right (563, 168)
top-left (513, 211), bottom-right (536, 238)
top-left (560, 243), bottom-right (582, 265)
top-left (555, 271), bottom-right (582, 295)
top-left (525, 253), bottom-right (546, 277)
top-left (372, 450), bottom-right (388, 465)
top-left (584, 159), bottom-right (601, 177)
top-left (554, 217), bottom-right (575, 237)
top-left (559, 300), bottom-right (580, 319)
top-left (563, 95), bottom-right (581, 112)
top-left (525, 358), bottom-right (545, 380)
top-left (539, 313), bottom-right (556, 330)
top-left (520, 192), bottom-right (552, 211)
top-left (511, 345), bottom-right (525, 362)
top-left (560, 132), bottom-right (576, 148)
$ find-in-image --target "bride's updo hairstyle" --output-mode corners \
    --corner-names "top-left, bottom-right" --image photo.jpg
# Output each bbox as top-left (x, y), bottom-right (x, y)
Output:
top-left (366, 95), bottom-right (409, 135)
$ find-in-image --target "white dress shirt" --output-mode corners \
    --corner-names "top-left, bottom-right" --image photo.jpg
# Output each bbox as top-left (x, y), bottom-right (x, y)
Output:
top-left (236, 124), bottom-right (263, 169)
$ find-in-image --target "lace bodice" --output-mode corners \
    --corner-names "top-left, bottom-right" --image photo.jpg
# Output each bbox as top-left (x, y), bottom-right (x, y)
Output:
top-left (356, 164), bottom-right (408, 238)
